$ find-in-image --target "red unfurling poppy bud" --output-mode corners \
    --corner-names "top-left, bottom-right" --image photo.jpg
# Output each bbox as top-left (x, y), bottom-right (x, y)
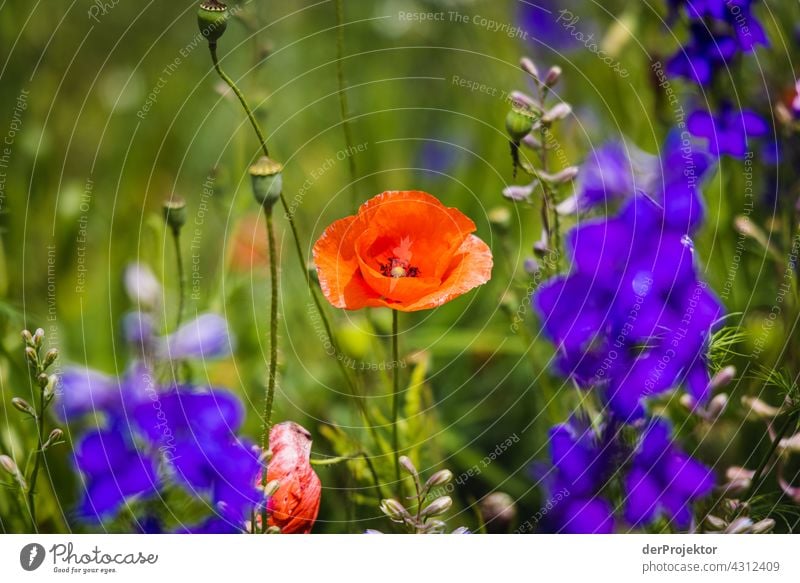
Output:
top-left (266, 421), bottom-right (321, 534)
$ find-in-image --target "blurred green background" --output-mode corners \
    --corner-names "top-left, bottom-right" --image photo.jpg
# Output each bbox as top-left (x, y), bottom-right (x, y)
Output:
top-left (2, 0), bottom-right (800, 533)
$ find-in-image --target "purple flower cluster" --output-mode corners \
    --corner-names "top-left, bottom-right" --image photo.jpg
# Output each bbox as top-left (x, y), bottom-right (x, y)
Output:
top-left (537, 133), bottom-right (722, 419)
top-left (59, 264), bottom-right (262, 532)
top-left (666, 1), bottom-right (768, 86)
top-left (532, 133), bottom-right (720, 532)
top-left (539, 418), bottom-right (714, 532)
top-left (688, 101), bottom-right (769, 159)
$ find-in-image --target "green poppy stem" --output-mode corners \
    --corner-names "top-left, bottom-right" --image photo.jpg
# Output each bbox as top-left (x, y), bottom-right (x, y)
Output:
top-left (261, 206), bottom-right (279, 452)
top-left (391, 309), bottom-right (401, 494)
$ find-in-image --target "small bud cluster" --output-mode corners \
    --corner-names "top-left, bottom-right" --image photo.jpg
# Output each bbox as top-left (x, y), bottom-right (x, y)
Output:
top-left (700, 497), bottom-right (775, 534)
top-left (2, 329), bottom-right (63, 511)
top-left (503, 57), bottom-right (576, 189)
top-left (375, 456), bottom-right (468, 534)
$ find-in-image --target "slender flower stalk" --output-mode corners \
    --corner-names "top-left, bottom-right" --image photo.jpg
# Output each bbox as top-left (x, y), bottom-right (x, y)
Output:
top-left (205, 40), bottom-right (358, 402)
top-left (262, 205), bottom-right (279, 445)
top-left (391, 310), bottom-right (401, 493)
top-left (335, 0), bottom-right (358, 209)
top-left (163, 197), bottom-right (187, 330)
top-left (19, 329), bottom-right (60, 532)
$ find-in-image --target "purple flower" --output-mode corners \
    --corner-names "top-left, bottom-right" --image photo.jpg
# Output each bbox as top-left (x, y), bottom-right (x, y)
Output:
top-left (624, 419), bottom-right (715, 527)
top-left (558, 141), bottom-right (655, 214)
top-left (666, 2), bottom-right (768, 86)
top-left (157, 313), bottom-right (233, 361)
top-left (534, 150), bottom-right (723, 420)
top-left (57, 363), bottom-right (152, 422)
top-left (667, 22), bottom-right (738, 86)
top-left (537, 421), bottom-right (615, 533)
top-left (688, 104), bottom-right (769, 158)
top-left (518, 1), bottom-right (587, 52)
top-left (74, 425), bottom-right (159, 520)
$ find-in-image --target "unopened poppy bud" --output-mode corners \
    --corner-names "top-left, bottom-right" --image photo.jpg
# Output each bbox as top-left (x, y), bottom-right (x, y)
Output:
top-left (505, 106), bottom-right (536, 142)
top-left (398, 455), bottom-right (417, 477)
top-left (421, 496), bottom-right (452, 518)
top-left (544, 65), bottom-right (562, 88)
top-left (0, 454), bottom-right (17, 475)
top-left (380, 498), bottom-right (409, 521)
top-left (479, 491), bottom-right (517, 533)
top-left (266, 421), bottom-right (321, 534)
top-left (162, 196), bottom-right (187, 232)
top-left (197, 0), bottom-right (229, 43)
top-left (249, 156), bottom-right (283, 209)
top-left (12, 397), bottom-right (35, 416)
top-left (43, 348), bottom-right (59, 369)
top-left (424, 469), bottom-right (453, 490)
top-left (520, 57), bottom-right (539, 80)
top-left (751, 518), bottom-right (776, 534)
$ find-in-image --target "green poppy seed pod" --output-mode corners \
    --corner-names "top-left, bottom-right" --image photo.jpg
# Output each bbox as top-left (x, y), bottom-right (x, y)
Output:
top-left (249, 156), bottom-right (283, 209)
top-left (197, 1), bottom-right (229, 43)
top-left (505, 106), bottom-right (535, 142)
top-left (162, 196), bottom-right (187, 232)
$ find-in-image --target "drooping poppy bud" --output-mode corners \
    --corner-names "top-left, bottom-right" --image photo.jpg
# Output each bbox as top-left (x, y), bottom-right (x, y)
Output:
top-left (266, 422), bottom-right (321, 534)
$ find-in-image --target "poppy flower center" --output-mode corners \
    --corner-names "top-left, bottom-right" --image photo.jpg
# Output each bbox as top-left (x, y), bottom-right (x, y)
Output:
top-left (380, 256), bottom-right (420, 278)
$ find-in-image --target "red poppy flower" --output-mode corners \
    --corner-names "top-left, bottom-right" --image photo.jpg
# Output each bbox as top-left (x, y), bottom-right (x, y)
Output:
top-left (312, 191), bottom-right (493, 312)
top-left (266, 422), bottom-right (321, 534)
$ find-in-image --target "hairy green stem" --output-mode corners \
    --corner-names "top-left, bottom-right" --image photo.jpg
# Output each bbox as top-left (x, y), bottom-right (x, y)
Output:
top-left (206, 41), bottom-right (385, 461)
top-left (334, 0), bottom-right (358, 209)
top-left (391, 310), bottom-right (401, 494)
top-left (171, 226), bottom-right (186, 330)
top-left (261, 206), bottom-right (279, 452)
